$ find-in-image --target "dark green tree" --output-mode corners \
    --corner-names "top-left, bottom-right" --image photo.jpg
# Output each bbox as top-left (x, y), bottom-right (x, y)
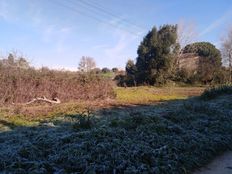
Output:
top-left (112, 67), bottom-right (118, 73)
top-left (126, 59), bottom-right (137, 75)
top-left (125, 59), bottom-right (137, 86)
top-left (101, 67), bottom-right (111, 73)
top-left (135, 25), bottom-right (179, 85)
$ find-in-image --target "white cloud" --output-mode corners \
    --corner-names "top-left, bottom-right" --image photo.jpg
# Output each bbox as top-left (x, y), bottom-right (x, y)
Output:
top-left (199, 9), bottom-right (232, 37)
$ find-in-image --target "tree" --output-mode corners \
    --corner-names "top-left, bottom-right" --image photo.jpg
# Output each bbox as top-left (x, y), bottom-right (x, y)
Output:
top-left (17, 57), bottom-right (30, 69)
top-left (112, 67), bottom-right (118, 73)
top-left (135, 25), bottom-right (179, 85)
top-left (183, 42), bottom-right (221, 66)
top-left (177, 20), bottom-right (197, 49)
top-left (101, 67), bottom-right (111, 73)
top-left (78, 56), bottom-right (96, 72)
top-left (176, 20), bottom-right (198, 72)
top-left (221, 26), bottom-right (232, 82)
top-left (0, 52), bottom-right (30, 69)
top-left (126, 59), bottom-right (137, 75)
top-left (183, 42), bottom-right (222, 84)
top-left (125, 59), bottom-right (137, 86)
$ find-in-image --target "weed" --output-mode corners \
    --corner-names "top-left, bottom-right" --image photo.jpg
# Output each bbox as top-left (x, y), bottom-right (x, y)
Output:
top-left (72, 108), bottom-right (95, 129)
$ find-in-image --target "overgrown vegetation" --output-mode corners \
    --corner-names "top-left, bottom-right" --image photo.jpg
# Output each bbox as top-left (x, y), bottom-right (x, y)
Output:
top-left (0, 86), bottom-right (203, 126)
top-left (0, 91), bottom-right (231, 173)
top-left (200, 84), bottom-right (232, 100)
top-left (0, 54), bottom-right (115, 105)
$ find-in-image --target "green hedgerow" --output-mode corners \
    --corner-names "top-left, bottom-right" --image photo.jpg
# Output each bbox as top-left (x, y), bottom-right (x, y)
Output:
top-left (200, 85), bottom-right (232, 100)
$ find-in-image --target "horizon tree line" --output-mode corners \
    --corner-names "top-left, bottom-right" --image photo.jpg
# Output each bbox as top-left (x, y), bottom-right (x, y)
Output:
top-left (115, 23), bottom-right (232, 86)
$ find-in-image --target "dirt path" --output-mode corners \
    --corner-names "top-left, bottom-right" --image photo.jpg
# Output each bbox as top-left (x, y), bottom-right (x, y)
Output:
top-left (194, 151), bottom-right (232, 174)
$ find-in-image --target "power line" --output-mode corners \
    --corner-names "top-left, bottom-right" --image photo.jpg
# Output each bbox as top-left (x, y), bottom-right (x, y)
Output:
top-left (50, 0), bottom-right (143, 36)
top-left (67, 0), bottom-right (143, 35)
top-left (76, 0), bottom-right (145, 31)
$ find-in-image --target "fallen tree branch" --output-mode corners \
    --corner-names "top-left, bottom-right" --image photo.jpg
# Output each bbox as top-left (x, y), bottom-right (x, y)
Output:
top-left (25, 96), bottom-right (61, 105)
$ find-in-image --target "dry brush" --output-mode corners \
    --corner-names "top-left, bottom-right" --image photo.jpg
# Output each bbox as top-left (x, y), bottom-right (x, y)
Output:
top-left (0, 66), bottom-right (115, 105)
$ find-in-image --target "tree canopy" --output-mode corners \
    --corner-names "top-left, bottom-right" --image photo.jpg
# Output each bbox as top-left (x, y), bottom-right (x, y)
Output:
top-left (133, 25), bottom-right (179, 85)
top-left (183, 42), bottom-right (221, 67)
top-left (116, 25), bottom-right (227, 87)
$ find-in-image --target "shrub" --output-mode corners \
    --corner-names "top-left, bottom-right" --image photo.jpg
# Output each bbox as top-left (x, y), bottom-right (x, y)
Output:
top-left (200, 85), bottom-right (232, 100)
top-left (114, 74), bottom-right (127, 87)
top-left (0, 65), bottom-right (115, 105)
top-left (72, 109), bottom-right (95, 129)
top-left (112, 67), bottom-right (118, 73)
top-left (91, 68), bottom-right (101, 74)
top-left (101, 67), bottom-right (111, 73)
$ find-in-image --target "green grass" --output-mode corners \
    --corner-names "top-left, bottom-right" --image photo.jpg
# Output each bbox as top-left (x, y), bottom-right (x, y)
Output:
top-left (115, 86), bottom-right (203, 104)
top-left (101, 72), bottom-right (115, 78)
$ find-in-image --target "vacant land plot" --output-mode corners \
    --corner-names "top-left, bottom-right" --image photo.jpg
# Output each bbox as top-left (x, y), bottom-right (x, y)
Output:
top-left (0, 87), bottom-right (232, 173)
top-left (0, 87), bottom-right (204, 126)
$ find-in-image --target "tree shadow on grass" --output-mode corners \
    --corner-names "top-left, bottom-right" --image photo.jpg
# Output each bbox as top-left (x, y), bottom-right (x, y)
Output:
top-left (0, 96), bottom-right (232, 173)
top-left (0, 120), bottom-right (18, 129)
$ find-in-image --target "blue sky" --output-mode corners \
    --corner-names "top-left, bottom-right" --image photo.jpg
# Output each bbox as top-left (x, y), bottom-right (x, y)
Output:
top-left (0, 0), bottom-right (232, 70)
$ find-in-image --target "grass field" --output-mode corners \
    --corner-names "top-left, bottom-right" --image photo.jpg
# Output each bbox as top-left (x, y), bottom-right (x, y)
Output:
top-left (0, 87), bottom-right (204, 127)
top-left (115, 86), bottom-right (204, 104)
top-left (2, 86), bottom-right (232, 173)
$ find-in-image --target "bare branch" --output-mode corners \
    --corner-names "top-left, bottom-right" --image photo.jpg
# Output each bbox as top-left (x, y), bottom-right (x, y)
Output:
top-left (25, 96), bottom-right (61, 105)
top-left (177, 20), bottom-right (198, 49)
top-left (221, 25), bottom-right (232, 81)
top-left (78, 56), bottom-right (96, 72)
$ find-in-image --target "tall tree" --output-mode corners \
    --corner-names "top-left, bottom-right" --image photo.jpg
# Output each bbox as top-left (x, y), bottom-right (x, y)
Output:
top-left (78, 56), bottom-right (96, 72)
top-left (221, 26), bottom-right (232, 82)
top-left (135, 25), bottom-right (179, 85)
